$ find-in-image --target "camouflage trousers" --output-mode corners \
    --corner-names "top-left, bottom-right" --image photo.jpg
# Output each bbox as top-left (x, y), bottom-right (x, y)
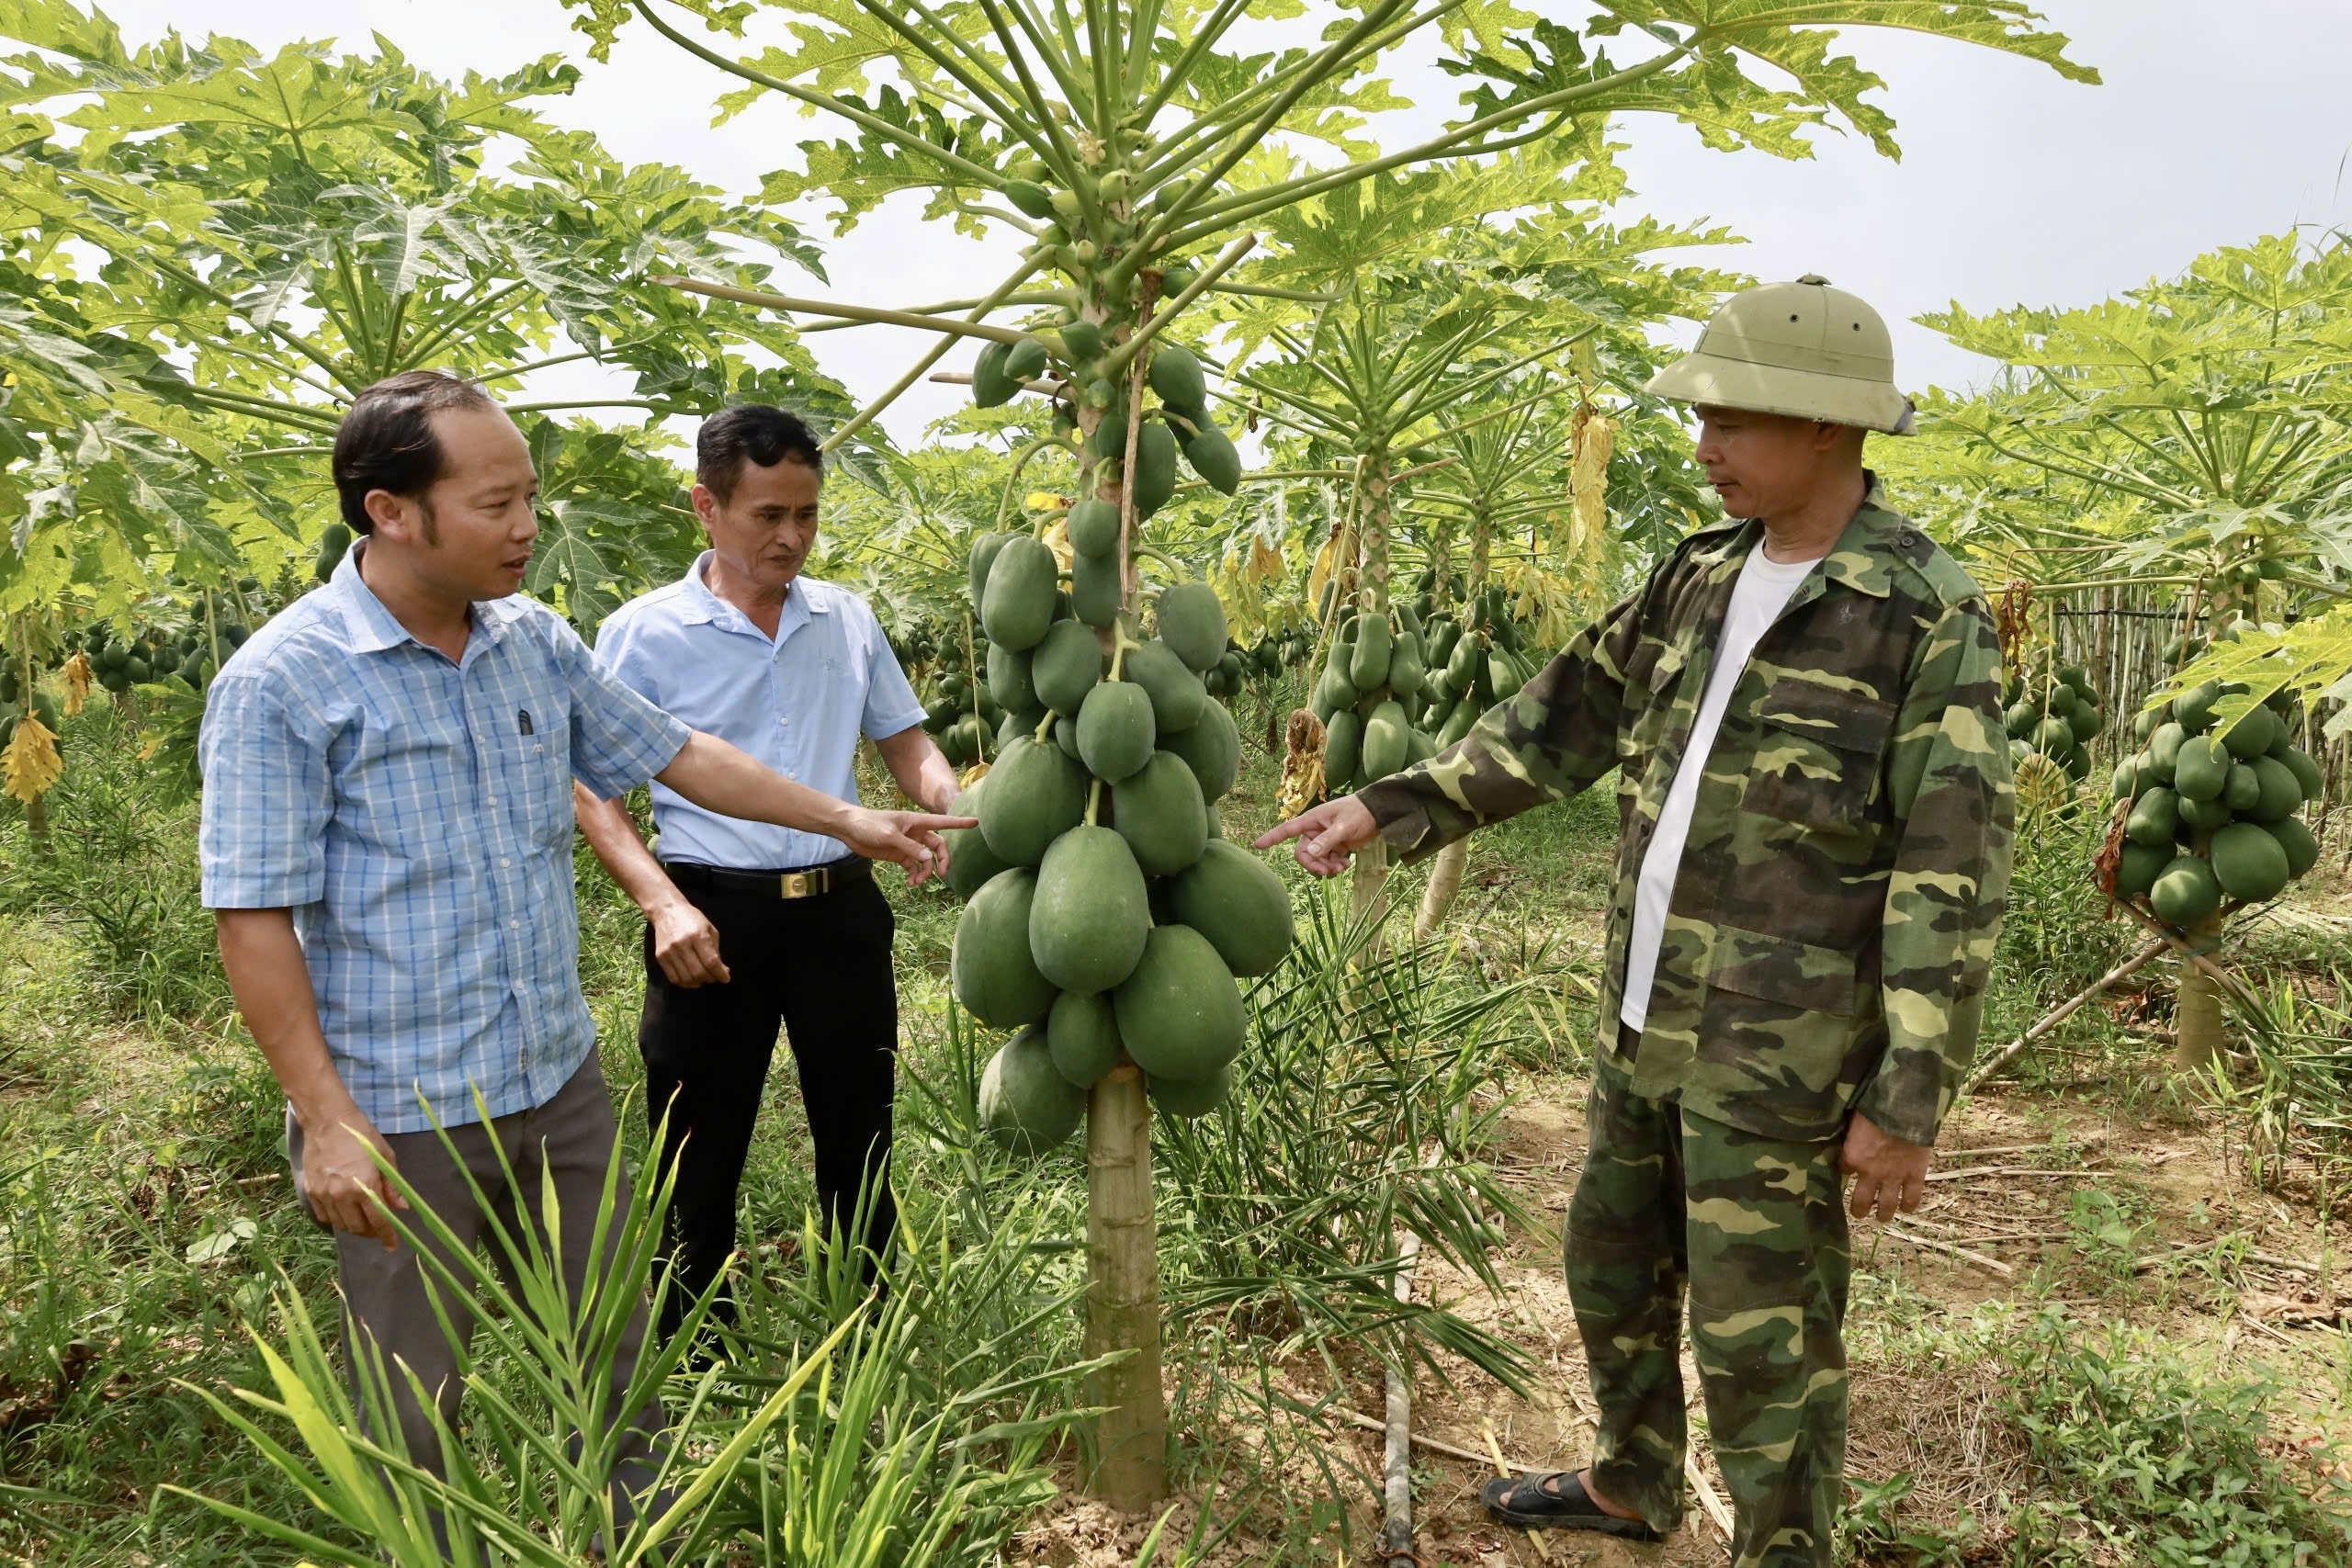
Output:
top-left (1566, 1055), bottom-right (1851, 1568)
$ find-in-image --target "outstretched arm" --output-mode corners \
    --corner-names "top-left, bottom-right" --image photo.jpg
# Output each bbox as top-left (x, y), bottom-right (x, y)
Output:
top-left (655, 729), bottom-right (975, 885)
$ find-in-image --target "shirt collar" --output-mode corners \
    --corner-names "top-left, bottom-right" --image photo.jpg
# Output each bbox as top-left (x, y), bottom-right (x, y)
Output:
top-left (329, 538), bottom-right (524, 656)
top-left (678, 552), bottom-right (831, 635)
top-left (1700, 472), bottom-right (1903, 602)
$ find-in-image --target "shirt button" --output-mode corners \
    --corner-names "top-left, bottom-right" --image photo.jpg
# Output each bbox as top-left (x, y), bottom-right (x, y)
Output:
top-left (501, 857), bottom-right (512, 867)
top-left (509, 919), bottom-right (520, 931)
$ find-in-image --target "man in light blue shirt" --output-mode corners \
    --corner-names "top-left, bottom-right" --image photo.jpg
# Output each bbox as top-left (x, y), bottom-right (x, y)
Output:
top-left (200, 373), bottom-right (967, 1542)
top-left (576, 405), bottom-right (958, 1342)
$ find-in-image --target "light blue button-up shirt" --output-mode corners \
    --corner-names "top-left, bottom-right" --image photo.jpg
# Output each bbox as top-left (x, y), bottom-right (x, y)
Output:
top-left (198, 545), bottom-right (692, 1134)
top-left (594, 555), bottom-right (927, 871)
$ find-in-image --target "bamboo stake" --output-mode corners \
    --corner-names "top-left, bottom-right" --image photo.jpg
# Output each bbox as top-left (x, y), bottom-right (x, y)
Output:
top-left (1479, 1421), bottom-right (1557, 1566)
top-left (1962, 936), bottom-right (2167, 1091)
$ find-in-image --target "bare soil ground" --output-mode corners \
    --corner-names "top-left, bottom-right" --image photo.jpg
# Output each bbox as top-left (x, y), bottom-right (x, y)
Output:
top-left (1013, 1070), bottom-right (2349, 1568)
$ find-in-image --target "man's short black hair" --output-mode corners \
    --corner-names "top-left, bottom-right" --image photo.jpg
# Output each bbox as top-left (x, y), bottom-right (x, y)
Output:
top-left (332, 371), bottom-right (500, 535)
top-left (697, 404), bottom-right (823, 503)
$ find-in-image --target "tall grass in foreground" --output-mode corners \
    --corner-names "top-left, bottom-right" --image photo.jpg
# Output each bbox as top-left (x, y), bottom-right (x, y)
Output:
top-left (177, 1106), bottom-right (1091, 1565)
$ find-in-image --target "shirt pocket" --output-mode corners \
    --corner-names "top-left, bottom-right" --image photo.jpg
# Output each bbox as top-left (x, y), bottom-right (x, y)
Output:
top-left (1620, 636), bottom-right (1688, 760)
top-left (1740, 675), bottom-right (1894, 834)
top-left (1693, 927), bottom-right (1866, 1136)
top-left (499, 715), bottom-right (572, 849)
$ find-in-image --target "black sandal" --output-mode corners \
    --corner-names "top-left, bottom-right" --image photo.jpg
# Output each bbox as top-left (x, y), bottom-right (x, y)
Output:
top-left (1479, 1471), bottom-right (1664, 1541)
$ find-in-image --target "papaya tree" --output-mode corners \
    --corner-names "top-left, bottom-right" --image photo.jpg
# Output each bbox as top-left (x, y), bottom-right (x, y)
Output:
top-left (1919, 230), bottom-right (2352, 1073)
top-left (1, 8), bottom-right (855, 637)
top-left (562, 0), bottom-right (2092, 1510)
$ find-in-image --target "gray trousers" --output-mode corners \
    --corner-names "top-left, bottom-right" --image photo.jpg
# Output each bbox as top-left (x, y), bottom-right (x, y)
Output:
top-left (288, 1055), bottom-right (668, 1541)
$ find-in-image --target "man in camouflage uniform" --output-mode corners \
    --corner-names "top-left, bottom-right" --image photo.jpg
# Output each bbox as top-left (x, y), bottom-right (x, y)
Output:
top-left (1258, 277), bottom-right (2014, 1566)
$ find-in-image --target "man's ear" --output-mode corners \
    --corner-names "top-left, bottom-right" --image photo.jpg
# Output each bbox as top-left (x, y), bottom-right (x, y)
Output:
top-left (690, 482), bottom-right (720, 535)
top-left (363, 488), bottom-right (414, 541)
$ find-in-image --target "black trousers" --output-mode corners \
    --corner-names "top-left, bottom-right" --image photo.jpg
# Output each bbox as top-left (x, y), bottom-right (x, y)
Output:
top-left (639, 863), bottom-right (899, 1341)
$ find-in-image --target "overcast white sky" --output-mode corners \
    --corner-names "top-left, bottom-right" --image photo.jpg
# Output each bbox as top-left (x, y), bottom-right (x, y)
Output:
top-left (84, 2), bottom-right (2352, 442)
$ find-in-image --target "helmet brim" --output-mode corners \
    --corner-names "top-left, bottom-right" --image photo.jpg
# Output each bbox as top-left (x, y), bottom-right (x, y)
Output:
top-left (1645, 352), bottom-right (1915, 435)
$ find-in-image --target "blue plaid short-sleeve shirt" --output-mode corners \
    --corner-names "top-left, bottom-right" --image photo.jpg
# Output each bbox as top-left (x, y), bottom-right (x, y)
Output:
top-left (198, 545), bottom-right (691, 1134)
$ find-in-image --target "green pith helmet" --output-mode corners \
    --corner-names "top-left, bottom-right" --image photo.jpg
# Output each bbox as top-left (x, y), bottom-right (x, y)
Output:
top-left (1646, 275), bottom-right (1915, 435)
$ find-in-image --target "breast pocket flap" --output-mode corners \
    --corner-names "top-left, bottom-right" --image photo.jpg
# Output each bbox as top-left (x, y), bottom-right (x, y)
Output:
top-left (1707, 927), bottom-right (1858, 1018)
top-left (1757, 674), bottom-right (1894, 754)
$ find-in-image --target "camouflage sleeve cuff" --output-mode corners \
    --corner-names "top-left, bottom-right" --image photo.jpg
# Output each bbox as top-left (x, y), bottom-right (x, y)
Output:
top-left (1853, 1066), bottom-right (1949, 1148)
top-left (1354, 768), bottom-right (1471, 865)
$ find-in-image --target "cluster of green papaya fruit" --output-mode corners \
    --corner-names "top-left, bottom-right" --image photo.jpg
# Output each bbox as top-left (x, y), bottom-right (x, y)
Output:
top-left (1307, 601), bottom-right (1438, 795)
top-left (2109, 662), bottom-right (2324, 926)
top-left (81, 615), bottom-right (253, 695)
top-left (2002, 658), bottom-right (2104, 788)
top-left (1409, 587), bottom-right (1541, 752)
top-left (1204, 629), bottom-right (1311, 699)
top-left (951, 536), bottom-right (1295, 1156)
top-left (915, 615), bottom-right (1009, 772)
top-left (0, 687), bottom-right (60, 752)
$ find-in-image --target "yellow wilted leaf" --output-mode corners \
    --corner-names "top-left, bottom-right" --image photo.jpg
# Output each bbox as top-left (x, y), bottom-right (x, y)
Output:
top-left (62, 650), bottom-right (91, 715)
top-left (958, 760), bottom-right (991, 788)
top-left (1248, 536), bottom-right (1284, 582)
top-left (1307, 532), bottom-right (1342, 615)
top-left (1041, 517), bottom-right (1075, 572)
top-left (1, 714), bottom-right (62, 804)
top-left (1024, 491), bottom-right (1067, 512)
top-left (1569, 406), bottom-right (1614, 576)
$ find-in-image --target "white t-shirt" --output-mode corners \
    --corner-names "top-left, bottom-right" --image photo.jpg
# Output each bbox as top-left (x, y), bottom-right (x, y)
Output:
top-left (1619, 542), bottom-right (1817, 1031)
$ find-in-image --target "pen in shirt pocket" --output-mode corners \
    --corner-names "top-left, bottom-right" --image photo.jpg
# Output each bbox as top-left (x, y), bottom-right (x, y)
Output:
top-left (517, 708), bottom-right (535, 736)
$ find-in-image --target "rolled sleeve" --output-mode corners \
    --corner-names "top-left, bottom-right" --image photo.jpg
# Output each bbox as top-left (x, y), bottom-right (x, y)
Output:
top-left (553, 618), bottom-right (690, 799)
top-left (198, 674), bottom-right (331, 909)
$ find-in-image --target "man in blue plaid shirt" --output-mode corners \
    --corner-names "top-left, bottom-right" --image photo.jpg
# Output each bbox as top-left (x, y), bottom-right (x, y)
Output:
top-left (198, 371), bottom-right (970, 1542)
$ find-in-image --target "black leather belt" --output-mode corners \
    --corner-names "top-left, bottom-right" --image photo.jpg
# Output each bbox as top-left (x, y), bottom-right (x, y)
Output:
top-left (662, 856), bottom-right (869, 899)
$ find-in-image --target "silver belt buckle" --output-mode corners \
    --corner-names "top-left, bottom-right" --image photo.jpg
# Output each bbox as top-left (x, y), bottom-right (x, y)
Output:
top-left (780, 871), bottom-right (817, 899)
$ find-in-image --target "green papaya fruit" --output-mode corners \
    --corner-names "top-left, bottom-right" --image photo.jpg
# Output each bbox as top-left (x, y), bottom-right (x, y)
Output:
top-left (978, 736), bottom-right (1088, 865)
top-left (2149, 855), bottom-right (2222, 926)
top-left (1130, 421), bottom-right (1180, 518)
top-left (1161, 694), bottom-right (1239, 802)
top-left (978, 1028), bottom-right (1083, 1156)
top-left (1068, 498), bottom-right (1122, 557)
top-left (1169, 840), bottom-right (1294, 977)
top-left (981, 536), bottom-right (1058, 650)
top-left (1325, 707), bottom-right (1362, 789)
top-left (1088, 408), bottom-right (1130, 467)
top-left (1148, 1064), bottom-right (1232, 1120)
top-left (1003, 179), bottom-right (1057, 219)
top-left (2280, 746), bottom-right (2325, 804)
top-left (1059, 320), bottom-right (1104, 361)
top-left (1114, 925), bottom-right (1245, 1082)
top-left (2111, 840), bottom-right (2168, 899)
top-left (2178, 791), bottom-right (2233, 832)
top-left (1077, 680), bottom-right (1157, 783)
top-left (1124, 639), bottom-right (1205, 733)
top-left (314, 521), bottom-right (353, 582)
top-left (2172, 681), bottom-right (2221, 734)
top-left (1349, 614), bottom-right (1393, 692)
top-left (2173, 735), bottom-right (2230, 801)
top-left (2224, 762), bottom-right (2262, 813)
top-left (1182, 423), bottom-right (1242, 495)
top-left (2125, 787), bottom-right (2181, 848)
top-left (1046, 990), bottom-right (1123, 1088)
top-left (1111, 750), bottom-right (1208, 876)
top-left (2146, 721), bottom-right (2188, 784)
top-left (2221, 703), bottom-right (2278, 761)
top-left (2267, 816), bottom-right (2321, 880)
top-left (951, 869), bottom-right (1055, 1029)
top-left (1031, 619), bottom-right (1104, 715)
top-left (1030, 824), bottom-right (1151, 995)
top-left (1005, 335), bottom-right (1047, 381)
top-left (1147, 344), bottom-right (1207, 409)
top-left (987, 640), bottom-right (1037, 715)
top-left (1361, 699), bottom-right (1409, 779)
top-left (972, 341), bottom-right (1020, 407)
top-left (1157, 581), bottom-right (1228, 673)
top-left (2210, 820), bottom-right (2290, 901)
top-left (2248, 755), bottom-right (2303, 822)
top-left (1071, 547), bottom-right (1121, 628)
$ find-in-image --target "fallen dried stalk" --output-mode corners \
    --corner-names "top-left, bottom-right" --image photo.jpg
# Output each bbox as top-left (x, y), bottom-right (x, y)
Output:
top-left (1962, 937), bottom-right (2168, 1090)
top-left (1882, 1225), bottom-right (2017, 1278)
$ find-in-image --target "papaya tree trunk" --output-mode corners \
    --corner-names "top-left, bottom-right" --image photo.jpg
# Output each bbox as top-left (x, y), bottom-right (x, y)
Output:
top-left (1078, 289), bottom-right (1169, 1510)
top-left (2173, 919), bottom-right (2226, 1072)
top-left (1413, 841), bottom-right (1466, 942)
top-left (1353, 449), bottom-right (1395, 930)
top-left (1083, 1063), bottom-right (1166, 1506)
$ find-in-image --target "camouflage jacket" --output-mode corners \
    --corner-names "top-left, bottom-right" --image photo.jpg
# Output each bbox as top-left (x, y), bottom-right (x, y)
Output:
top-left (1358, 480), bottom-right (2014, 1146)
